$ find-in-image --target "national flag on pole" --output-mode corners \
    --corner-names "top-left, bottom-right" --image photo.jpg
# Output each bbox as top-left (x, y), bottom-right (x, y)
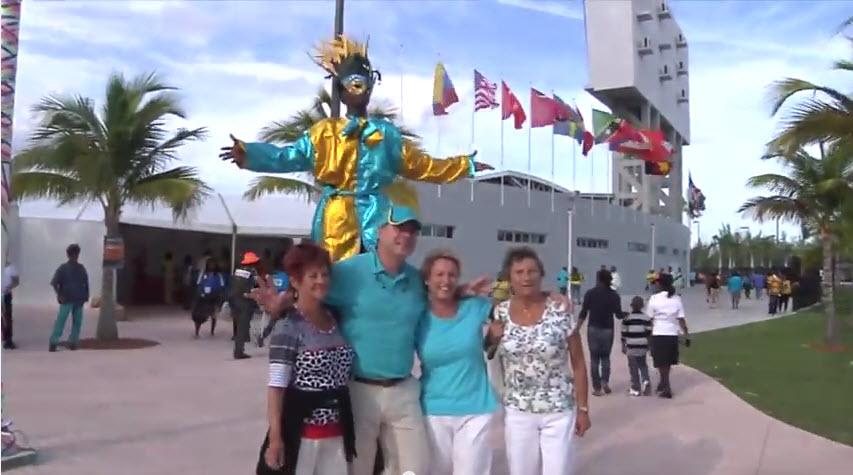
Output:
top-left (501, 81), bottom-right (526, 129)
top-left (611, 126), bottom-right (673, 163)
top-left (644, 160), bottom-right (671, 176)
top-left (609, 121), bottom-right (651, 153)
top-left (688, 173), bottom-right (707, 218)
top-left (592, 109), bottom-right (619, 143)
top-left (553, 95), bottom-right (594, 155)
top-left (530, 88), bottom-right (560, 128)
top-left (432, 62), bottom-right (459, 115)
top-left (473, 70), bottom-right (498, 111)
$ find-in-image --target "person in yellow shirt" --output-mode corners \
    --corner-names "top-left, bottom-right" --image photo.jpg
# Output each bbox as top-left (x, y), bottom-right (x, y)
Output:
top-left (491, 271), bottom-right (511, 302)
top-left (780, 277), bottom-right (793, 313)
top-left (645, 270), bottom-right (657, 292)
top-left (767, 271), bottom-right (783, 315)
top-left (570, 266), bottom-right (584, 304)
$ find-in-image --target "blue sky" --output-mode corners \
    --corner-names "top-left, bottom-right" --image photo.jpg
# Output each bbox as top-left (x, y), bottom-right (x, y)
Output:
top-left (10, 0), bottom-right (851, 243)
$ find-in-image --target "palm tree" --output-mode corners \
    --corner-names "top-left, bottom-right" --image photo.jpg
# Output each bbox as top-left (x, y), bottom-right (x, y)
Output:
top-left (739, 145), bottom-right (853, 344)
top-left (12, 72), bottom-right (210, 341)
top-left (765, 17), bottom-right (853, 154)
top-left (243, 88), bottom-right (419, 201)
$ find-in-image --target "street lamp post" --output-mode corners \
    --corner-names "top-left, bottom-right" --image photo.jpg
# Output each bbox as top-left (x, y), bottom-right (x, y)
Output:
top-left (651, 223), bottom-right (656, 270)
top-left (329, 0), bottom-right (345, 119)
top-left (739, 226), bottom-right (750, 269)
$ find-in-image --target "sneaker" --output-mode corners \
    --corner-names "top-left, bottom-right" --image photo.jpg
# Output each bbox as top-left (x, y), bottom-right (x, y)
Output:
top-left (642, 380), bottom-right (652, 396)
top-left (592, 389), bottom-right (603, 397)
top-left (3, 341), bottom-right (16, 350)
top-left (603, 384), bottom-right (612, 394)
top-left (233, 353), bottom-right (251, 360)
top-left (48, 344), bottom-right (57, 352)
top-left (629, 388), bottom-right (641, 397)
top-left (659, 390), bottom-right (673, 399)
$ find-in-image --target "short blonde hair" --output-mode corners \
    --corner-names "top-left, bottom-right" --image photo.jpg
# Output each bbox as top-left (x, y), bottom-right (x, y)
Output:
top-left (420, 248), bottom-right (462, 282)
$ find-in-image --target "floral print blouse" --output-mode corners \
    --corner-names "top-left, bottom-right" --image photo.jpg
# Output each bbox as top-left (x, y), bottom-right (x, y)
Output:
top-left (495, 298), bottom-right (577, 414)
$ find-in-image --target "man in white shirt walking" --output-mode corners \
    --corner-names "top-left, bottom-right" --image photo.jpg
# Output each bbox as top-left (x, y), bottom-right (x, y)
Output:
top-left (3, 260), bottom-right (21, 349)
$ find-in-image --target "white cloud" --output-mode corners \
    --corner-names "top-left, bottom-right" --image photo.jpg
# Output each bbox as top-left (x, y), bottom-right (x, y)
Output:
top-left (497, 0), bottom-right (584, 20)
top-left (9, 0), bottom-right (849, 246)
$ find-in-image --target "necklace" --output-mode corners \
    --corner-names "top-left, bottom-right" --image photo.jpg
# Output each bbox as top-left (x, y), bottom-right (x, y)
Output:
top-left (296, 304), bottom-right (336, 333)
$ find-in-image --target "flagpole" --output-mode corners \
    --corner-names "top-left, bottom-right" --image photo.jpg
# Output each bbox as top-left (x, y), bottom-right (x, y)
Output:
top-left (572, 136), bottom-right (577, 192)
top-left (572, 97), bottom-right (577, 193)
top-left (500, 80), bottom-right (505, 206)
top-left (399, 43), bottom-right (404, 124)
top-left (436, 52), bottom-right (442, 198)
top-left (550, 89), bottom-right (555, 213)
top-left (527, 83), bottom-right (532, 208)
top-left (470, 72), bottom-right (476, 203)
top-left (590, 147), bottom-right (594, 216)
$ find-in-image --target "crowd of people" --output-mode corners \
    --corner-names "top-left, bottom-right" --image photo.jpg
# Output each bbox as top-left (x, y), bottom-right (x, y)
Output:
top-left (699, 269), bottom-right (795, 314)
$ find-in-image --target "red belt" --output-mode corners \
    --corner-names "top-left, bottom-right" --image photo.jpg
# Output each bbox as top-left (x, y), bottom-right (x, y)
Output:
top-left (302, 422), bottom-right (342, 439)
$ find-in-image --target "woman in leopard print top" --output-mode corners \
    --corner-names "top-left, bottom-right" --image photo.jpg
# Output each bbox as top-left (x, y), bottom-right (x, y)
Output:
top-left (256, 243), bottom-right (354, 475)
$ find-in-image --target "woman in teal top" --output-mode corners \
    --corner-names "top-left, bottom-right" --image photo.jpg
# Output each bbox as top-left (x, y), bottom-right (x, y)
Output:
top-left (416, 249), bottom-right (499, 475)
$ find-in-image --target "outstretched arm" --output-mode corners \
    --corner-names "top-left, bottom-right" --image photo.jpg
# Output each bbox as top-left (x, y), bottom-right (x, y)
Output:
top-left (220, 133), bottom-right (315, 174)
top-left (399, 140), bottom-right (477, 183)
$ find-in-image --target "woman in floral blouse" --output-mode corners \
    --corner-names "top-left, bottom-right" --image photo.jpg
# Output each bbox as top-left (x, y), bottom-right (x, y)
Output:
top-left (487, 246), bottom-right (591, 475)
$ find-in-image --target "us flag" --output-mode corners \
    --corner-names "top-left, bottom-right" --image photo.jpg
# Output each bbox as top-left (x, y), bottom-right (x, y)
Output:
top-left (474, 70), bottom-right (498, 111)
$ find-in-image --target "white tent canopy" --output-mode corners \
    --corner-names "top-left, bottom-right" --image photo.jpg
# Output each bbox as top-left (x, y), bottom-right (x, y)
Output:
top-left (19, 192), bottom-right (317, 237)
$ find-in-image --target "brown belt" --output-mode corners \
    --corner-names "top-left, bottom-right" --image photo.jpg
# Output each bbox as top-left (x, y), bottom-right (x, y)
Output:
top-left (354, 376), bottom-right (407, 387)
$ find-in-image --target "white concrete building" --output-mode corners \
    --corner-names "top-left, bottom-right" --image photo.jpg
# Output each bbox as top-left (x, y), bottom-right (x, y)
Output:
top-left (584, 0), bottom-right (691, 220)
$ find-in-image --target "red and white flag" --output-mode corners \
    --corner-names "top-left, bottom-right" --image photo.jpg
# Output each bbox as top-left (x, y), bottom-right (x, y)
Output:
top-left (474, 70), bottom-right (498, 111)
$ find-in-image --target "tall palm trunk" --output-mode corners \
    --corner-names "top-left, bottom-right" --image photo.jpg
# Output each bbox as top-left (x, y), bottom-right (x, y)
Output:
top-left (96, 213), bottom-right (120, 340)
top-left (820, 233), bottom-right (837, 345)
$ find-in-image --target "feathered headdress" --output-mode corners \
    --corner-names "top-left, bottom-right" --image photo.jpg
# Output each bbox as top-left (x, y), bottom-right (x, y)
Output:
top-left (311, 35), bottom-right (373, 79)
top-left (383, 179), bottom-right (420, 215)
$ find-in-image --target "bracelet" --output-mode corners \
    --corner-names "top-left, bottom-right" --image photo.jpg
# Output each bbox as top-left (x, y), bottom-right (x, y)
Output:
top-left (577, 406), bottom-right (589, 414)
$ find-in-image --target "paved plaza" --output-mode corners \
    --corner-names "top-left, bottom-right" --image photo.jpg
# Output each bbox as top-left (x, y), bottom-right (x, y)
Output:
top-left (2, 288), bottom-right (852, 474)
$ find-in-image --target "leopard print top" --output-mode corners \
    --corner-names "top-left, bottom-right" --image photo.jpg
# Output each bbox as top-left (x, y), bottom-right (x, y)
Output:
top-left (269, 310), bottom-right (354, 426)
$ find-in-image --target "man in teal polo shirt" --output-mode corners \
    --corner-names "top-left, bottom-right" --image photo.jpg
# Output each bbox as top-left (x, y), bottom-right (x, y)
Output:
top-left (325, 198), bottom-right (430, 475)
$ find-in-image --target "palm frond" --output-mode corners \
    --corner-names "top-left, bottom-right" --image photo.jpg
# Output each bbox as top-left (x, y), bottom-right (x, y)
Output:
top-left (243, 176), bottom-right (319, 202)
top-left (31, 95), bottom-right (107, 145)
top-left (744, 173), bottom-right (801, 196)
top-left (738, 195), bottom-right (807, 223)
top-left (767, 78), bottom-right (853, 116)
top-left (11, 170), bottom-right (86, 204)
top-left (834, 59), bottom-right (853, 72)
top-left (767, 102), bottom-right (853, 153)
top-left (258, 111), bottom-right (319, 144)
top-left (125, 166), bottom-right (211, 219)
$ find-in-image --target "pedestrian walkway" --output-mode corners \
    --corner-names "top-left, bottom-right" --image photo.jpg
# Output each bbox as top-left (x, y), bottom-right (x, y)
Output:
top-left (1, 288), bottom-right (850, 474)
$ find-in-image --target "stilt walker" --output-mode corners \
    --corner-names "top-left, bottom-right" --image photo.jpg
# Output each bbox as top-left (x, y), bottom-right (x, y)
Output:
top-left (220, 36), bottom-right (493, 262)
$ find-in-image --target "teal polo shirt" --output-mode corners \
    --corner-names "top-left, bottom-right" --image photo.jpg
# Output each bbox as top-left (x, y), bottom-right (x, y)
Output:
top-left (326, 251), bottom-right (427, 379)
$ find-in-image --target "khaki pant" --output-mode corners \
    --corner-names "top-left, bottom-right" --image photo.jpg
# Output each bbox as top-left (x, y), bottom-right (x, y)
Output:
top-left (349, 378), bottom-right (429, 475)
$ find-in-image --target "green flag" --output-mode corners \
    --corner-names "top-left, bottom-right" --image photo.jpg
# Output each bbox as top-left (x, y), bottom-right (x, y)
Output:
top-left (592, 109), bottom-right (618, 143)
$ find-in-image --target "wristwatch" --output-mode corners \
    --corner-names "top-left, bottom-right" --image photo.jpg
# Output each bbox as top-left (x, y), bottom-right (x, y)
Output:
top-left (577, 406), bottom-right (589, 414)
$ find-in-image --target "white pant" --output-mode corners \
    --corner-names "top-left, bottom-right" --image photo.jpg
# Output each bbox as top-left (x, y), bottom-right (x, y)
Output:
top-left (504, 407), bottom-right (576, 475)
top-left (295, 436), bottom-right (348, 475)
top-left (349, 378), bottom-right (430, 475)
top-left (425, 413), bottom-right (494, 475)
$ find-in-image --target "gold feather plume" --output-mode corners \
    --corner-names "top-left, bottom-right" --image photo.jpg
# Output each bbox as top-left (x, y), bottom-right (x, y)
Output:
top-left (383, 179), bottom-right (420, 215)
top-left (311, 35), bottom-right (368, 77)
